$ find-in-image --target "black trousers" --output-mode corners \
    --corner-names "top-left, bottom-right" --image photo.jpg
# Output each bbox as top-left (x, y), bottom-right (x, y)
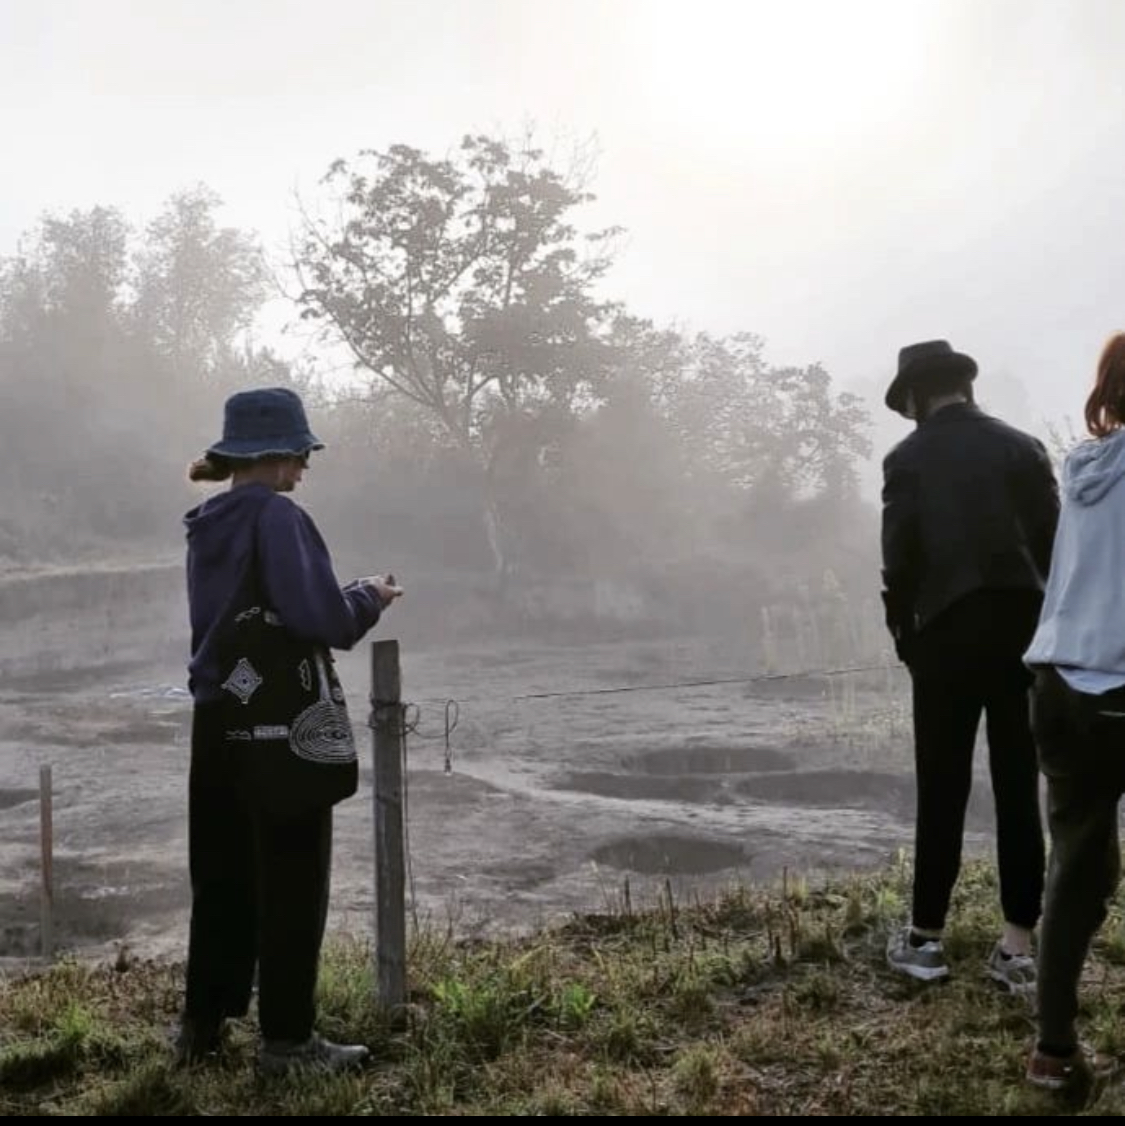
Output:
top-left (907, 590), bottom-right (1045, 933)
top-left (183, 703), bottom-right (333, 1042)
top-left (1032, 667), bottom-right (1125, 1054)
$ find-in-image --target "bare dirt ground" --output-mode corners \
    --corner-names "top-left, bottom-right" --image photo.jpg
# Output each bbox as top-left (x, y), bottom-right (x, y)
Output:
top-left (0, 623), bottom-right (1008, 972)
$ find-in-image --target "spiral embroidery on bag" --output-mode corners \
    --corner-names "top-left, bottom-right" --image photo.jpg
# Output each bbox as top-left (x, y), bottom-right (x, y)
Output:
top-left (289, 652), bottom-right (356, 764)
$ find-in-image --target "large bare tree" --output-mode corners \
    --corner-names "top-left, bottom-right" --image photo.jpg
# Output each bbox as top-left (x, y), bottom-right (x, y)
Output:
top-left (293, 134), bottom-right (623, 583)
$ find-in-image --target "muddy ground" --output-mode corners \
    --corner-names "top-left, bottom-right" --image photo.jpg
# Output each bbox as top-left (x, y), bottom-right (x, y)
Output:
top-left (0, 623), bottom-right (1011, 971)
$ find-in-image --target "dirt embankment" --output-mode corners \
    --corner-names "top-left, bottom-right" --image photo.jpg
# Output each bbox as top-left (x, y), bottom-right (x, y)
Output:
top-left (0, 560), bottom-right (187, 682)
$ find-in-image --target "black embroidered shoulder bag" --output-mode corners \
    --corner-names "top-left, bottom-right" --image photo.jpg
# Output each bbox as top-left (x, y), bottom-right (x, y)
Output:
top-left (215, 528), bottom-right (359, 816)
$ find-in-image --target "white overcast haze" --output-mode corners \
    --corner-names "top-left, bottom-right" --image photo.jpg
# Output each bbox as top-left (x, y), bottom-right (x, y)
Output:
top-left (5, 0), bottom-right (1125, 478)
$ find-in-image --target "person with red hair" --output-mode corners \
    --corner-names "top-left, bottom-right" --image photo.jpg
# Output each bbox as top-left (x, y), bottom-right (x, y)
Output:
top-left (1023, 332), bottom-right (1125, 1093)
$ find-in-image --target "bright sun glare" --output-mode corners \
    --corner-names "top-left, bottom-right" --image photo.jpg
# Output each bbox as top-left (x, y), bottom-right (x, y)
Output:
top-left (635, 0), bottom-right (930, 159)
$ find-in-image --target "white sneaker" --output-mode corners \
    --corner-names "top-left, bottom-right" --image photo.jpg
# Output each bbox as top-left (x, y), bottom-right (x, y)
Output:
top-left (988, 942), bottom-right (1036, 996)
top-left (886, 925), bottom-right (950, 982)
top-left (259, 1032), bottom-right (370, 1076)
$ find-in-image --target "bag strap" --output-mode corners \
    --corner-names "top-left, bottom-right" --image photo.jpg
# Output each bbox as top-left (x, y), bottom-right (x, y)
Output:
top-left (244, 501), bottom-right (267, 609)
top-left (220, 492), bottom-right (274, 637)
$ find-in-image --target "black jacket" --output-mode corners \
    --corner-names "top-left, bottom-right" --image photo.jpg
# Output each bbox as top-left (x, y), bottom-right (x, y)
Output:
top-left (880, 403), bottom-right (1060, 655)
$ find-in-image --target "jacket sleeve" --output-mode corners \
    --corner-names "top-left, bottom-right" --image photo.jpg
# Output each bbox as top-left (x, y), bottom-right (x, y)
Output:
top-left (881, 447), bottom-right (920, 655)
top-left (1022, 439), bottom-right (1061, 582)
top-left (256, 495), bottom-right (383, 650)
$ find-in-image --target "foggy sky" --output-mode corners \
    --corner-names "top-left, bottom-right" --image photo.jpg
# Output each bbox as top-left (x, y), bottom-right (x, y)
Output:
top-left (4, 0), bottom-right (1125, 465)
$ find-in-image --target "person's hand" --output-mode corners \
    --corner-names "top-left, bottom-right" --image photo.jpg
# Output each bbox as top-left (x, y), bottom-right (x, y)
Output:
top-left (363, 574), bottom-right (404, 607)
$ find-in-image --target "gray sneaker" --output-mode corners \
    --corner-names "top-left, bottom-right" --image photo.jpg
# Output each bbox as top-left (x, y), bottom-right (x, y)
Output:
top-left (259, 1033), bottom-right (370, 1076)
top-left (886, 926), bottom-right (950, 982)
top-left (988, 943), bottom-right (1036, 996)
top-left (170, 1017), bottom-right (226, 1068)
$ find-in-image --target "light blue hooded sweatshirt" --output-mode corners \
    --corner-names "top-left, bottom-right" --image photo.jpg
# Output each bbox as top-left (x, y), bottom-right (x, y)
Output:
top-left (1025, 428), bottom-right (1125, 692)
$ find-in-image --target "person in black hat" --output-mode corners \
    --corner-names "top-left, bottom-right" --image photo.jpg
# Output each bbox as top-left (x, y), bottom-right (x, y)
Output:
top-left (880, 341), bottom-right (1059, 991)
top-left (174, 386), bottom-right (403, 1074)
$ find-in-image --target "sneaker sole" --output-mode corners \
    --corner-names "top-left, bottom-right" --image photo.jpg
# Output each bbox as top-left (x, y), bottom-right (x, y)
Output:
top-left (887, 956), bottom-right (950, 982)
top-left (258, 1052), bottom-right (370, 1077)
top-left (1026, 1072), bottom-right (1071, 1091)
top-left (1026, 1067), bottom-right (1115, 1091)
top-left (988, 968), bottom-right (1036, 996)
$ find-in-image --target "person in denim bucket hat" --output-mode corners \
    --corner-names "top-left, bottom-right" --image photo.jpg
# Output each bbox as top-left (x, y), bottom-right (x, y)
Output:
top-left (175, 386), bottom-right (402, 1075)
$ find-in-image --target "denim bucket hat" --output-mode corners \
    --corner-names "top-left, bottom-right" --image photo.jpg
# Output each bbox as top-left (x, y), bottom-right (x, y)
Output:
top-left (206, 387), bottom-right (325, 459)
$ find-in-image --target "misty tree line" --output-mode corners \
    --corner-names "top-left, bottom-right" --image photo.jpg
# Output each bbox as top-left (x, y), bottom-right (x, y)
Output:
top-left (0, 135), bottom-right (877, 623)
top-left (0, 186), bottom-right (279, 559)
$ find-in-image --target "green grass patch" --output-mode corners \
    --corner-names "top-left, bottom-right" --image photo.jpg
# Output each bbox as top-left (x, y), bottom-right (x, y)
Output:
top-left (3, 856), bottom-right (1125, 1115)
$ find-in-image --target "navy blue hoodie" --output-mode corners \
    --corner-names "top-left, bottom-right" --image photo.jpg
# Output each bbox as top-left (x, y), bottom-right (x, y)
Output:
top-left (184, 482), bottom-right (383, 701)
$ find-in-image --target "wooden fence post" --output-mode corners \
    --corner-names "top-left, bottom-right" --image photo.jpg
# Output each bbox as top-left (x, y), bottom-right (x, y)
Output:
top-left (39, 764), bottom-right (54, 960)
top-left (370, 639), bottom-right (406, 1018)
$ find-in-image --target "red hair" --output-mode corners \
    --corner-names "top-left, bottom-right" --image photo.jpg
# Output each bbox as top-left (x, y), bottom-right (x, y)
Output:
top-left (1085, 332), bottom-right (1125, 437)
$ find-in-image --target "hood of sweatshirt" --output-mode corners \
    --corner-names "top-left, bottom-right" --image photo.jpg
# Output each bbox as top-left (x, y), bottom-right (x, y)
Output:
top-left (1064, 429), bottom-right (1125, 506)
top-left (183, 483), bottom-right (275, 688)
top-left (184, 481), bottom-right (273, 569)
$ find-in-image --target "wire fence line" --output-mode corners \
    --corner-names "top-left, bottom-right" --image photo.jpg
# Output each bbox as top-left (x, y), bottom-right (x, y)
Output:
top-left (368, 653), bottom-right (911, 933)
top-left (393, 658), bottom-right (897, 709)
top-left (382, 658), bottom-right (902, 750)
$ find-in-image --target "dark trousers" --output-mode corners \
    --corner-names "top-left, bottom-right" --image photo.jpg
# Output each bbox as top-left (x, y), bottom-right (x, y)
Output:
top-left (183, 703), bottom-right (333, 1043)
top-left (1032, 666), bottom-right (1125, 1054)
top-left (907, 591), bottom-right (1045, 933)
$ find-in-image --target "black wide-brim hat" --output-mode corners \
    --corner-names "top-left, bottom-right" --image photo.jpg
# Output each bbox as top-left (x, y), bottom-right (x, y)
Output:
top-left (885, 340), bottom-right (978, 414)
top-left (205, 386), bottom-right (325, 459)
